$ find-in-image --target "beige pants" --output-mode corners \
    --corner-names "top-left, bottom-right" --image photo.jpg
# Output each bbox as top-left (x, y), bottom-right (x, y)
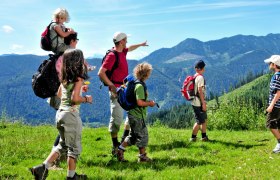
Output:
top-left (54, 109), bottom-right (82, 159)
top-left (108, 92), bottom-right (130, 133)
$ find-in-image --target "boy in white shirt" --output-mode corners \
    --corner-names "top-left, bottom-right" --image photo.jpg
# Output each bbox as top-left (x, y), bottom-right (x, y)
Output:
top-left (190, 60), bottom-right (209, 142)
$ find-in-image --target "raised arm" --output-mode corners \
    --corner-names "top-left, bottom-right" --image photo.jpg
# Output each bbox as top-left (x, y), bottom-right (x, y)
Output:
top-left (128, 41), bottom-right (148, 52)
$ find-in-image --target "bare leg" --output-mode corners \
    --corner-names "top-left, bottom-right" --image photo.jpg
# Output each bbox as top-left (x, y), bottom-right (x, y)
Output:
top-left (45, 151), bottom-right (59, 164)
top-left (271, 129), bottom-right (280, 139)
top-left (192, 123), bottom-right (200, 136)
top-left (67, 157), bottom-right (76, 171)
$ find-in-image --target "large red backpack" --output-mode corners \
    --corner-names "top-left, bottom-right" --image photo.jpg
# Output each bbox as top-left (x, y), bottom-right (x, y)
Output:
top-left (181, 74), bottom-right (202, 101)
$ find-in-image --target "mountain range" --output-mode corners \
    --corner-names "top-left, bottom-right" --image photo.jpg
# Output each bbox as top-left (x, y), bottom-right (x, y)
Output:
top-left (0, 33), bottom-right (279, 125)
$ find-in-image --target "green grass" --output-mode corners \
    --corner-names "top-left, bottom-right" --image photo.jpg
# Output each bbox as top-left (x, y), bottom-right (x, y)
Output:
top-left (1, 123), bottom-right (280, 179)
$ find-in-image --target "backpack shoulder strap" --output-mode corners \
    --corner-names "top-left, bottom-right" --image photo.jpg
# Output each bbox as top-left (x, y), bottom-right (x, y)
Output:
top-left (47, 21), bottom-right (54, 28)
top-left (102, 49), bottom-right (119, 68)
top-left (47, 21), bottom-right (59, 51)
top-left (109, 49), bottom-right (119, 73)
top-left (134, 80), bottom-right (147, 99)
top-left (193, 73), bottom-right (205, 97)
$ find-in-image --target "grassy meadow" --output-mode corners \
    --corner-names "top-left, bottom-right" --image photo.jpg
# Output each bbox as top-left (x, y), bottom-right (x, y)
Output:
top-left (0, 122), bottom-right (280, 179)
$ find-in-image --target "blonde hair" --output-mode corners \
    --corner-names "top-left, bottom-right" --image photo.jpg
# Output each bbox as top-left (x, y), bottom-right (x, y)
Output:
top-left (133, 62), bottom-right (153, 81)
top-left (53, 8), bottom-right (70, 23)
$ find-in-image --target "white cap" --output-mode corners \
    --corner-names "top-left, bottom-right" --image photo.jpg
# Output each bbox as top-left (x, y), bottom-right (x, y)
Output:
top-left (113, 32), bottom-right (127, 43)
top-left (264, 55), bottom-right (280, 66)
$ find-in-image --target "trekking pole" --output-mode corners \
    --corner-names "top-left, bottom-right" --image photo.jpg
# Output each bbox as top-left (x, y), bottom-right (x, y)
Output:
top-left (154, 98), bottom-right (160, 108)
top-left (155, 103), bottom-right (160, 108)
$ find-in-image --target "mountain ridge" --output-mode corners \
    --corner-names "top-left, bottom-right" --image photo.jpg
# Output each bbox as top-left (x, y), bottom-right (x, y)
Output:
top-left (0, 33), bottom-right (279, 125)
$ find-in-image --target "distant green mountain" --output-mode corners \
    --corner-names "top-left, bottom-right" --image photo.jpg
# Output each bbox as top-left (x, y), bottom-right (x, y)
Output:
top-left (140, 34), bottom-right (280, 93)
top-left (0, 34), bottom-right (279, 125)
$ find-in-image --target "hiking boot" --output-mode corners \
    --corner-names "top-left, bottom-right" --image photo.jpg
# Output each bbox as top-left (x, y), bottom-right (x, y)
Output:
top-left (189, 137), bottom-right (197, 142)
top-left (66, 173), bottom-right (88, 180)
top-left (273, 143), bottom-right (280, 153)
top-left (202, 136), bottom-right (209, 142)
top-left (138, 153), bottom-right (152, 163)
top-left (111, 141), bottom-right (121, 156)
top-left (30, 164), bottom-right (48, 180)
top-left (111, 146), bottom-right (119, 156)
top-left (117, 149), bottom-right (128, 162)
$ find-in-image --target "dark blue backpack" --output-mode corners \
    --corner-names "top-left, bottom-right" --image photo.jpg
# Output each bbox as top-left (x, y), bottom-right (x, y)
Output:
top-left (117, 75), bottom-right (147, 111)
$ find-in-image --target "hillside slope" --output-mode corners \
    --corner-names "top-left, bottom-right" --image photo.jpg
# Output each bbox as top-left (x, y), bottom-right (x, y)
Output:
top-left (148, 73), bottom-right (271, 130)
top-left (209, 73), bottom-right (270, 107)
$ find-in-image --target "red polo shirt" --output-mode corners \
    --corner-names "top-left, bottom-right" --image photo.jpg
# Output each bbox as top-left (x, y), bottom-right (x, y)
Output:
top-left (102, 48), bottom-right (128, 88)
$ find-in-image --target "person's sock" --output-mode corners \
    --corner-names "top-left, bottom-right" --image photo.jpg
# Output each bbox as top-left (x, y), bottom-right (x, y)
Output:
top-left (67, 170), bottom-right (75, 178)
top-left (202, 133), bottom-right (207, 138)
top-left (112, 137), bottom-right (119, 147)
top-left (118, 144), bottom-right (126, 151)
top-left (43, 161), bottom-right (52, 169)
top-left (191, 134), bottom-right (197, 139)
top-left (121, 130), bottom-right (130, 143)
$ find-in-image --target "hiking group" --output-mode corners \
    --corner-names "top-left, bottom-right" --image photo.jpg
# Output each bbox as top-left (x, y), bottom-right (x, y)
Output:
top-left (30, 7), bottom-right (280, 180)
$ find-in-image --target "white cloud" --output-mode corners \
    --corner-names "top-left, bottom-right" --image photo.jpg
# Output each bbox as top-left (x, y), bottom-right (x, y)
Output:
top-left (11, 44), bottom-right (23, 50)
top-left (2, 25), bottom-right (14, 33)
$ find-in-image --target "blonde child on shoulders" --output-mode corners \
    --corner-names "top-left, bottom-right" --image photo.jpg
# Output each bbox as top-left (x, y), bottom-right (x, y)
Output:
top-left (50, 8), bottom-right (75, 55)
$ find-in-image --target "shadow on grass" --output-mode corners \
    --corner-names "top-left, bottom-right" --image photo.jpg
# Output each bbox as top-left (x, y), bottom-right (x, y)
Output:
top-left (208, 139), bottom-right (267, 149)
top-left (148, 139), bottom-right (267, 152)
top-left (83, 156), bottom-right (212, 171)
top-left (149, 140), bottom-right (191, 152)
top-left (83, 158), bottom-right (213, 171)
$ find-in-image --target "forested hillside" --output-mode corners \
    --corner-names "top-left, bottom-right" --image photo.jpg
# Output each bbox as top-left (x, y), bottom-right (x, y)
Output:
top-left (148, 73), bottom-right (271, 130)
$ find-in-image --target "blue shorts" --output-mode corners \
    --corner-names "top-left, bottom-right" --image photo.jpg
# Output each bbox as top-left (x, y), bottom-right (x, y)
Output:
top-left (192, 106), bottom-right (207, 125)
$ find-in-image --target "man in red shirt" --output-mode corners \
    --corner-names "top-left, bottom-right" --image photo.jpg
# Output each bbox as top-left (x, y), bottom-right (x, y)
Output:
top-left (98, 32), bottom-right (148, 156)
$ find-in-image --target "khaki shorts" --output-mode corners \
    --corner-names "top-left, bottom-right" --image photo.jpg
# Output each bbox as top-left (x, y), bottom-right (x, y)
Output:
top-left (125, 114), bottom-right (148, 148)
top-left (266, 107), bottom-right (280, 129)
top-left (108, 92), bottom-right (129, 133)
top-left (54, 109), bottom-right (82, 159)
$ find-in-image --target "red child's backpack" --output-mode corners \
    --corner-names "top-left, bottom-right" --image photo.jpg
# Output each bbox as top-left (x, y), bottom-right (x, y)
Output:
top-left (40, 21), bottom-right (57, 51)
top-left (181, 74), bottom-right (201, 101)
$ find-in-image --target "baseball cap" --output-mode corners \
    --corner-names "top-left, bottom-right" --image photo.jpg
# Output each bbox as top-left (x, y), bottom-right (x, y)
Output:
top-left (195, 60), bottom-right (206, 69)
top-left (264, 55), bottom-right (280, 66)
top-left (113, 32), bottom-right (127, 43)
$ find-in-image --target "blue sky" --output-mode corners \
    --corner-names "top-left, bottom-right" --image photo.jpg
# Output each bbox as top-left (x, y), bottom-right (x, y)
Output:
top-left (1, 0), bottom-right (280, 59)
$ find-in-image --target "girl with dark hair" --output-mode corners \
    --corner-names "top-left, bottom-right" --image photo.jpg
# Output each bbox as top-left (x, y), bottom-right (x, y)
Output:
top-left (30, 49), bottom-right (92, 180)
